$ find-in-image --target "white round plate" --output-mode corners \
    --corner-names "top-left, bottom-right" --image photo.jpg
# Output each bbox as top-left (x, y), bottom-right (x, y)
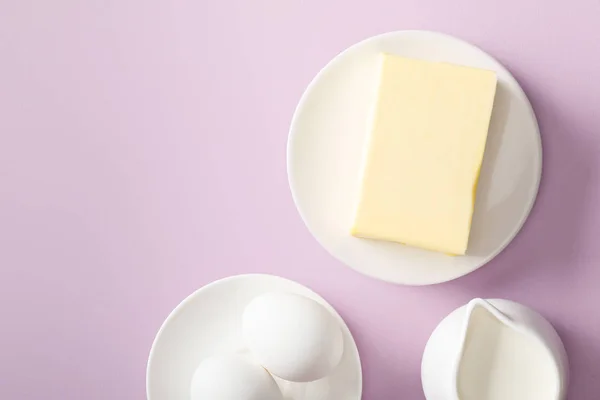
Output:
top-left (287, 30), bottom-right (542, 285)
top-left (146, 274), bottom-right (362, 400)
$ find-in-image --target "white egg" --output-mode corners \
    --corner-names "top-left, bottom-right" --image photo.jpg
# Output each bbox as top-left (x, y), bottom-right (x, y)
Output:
top-left (190, 354), bottom-right (283, 400)
top-left (242, 292), bottom-right (344, 382)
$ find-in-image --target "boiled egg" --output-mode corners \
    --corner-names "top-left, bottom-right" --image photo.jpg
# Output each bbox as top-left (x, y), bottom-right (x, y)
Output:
top-left (190, 354), bottom-right (283, 400)
top-left (242, 292), bottom-right (344, 382)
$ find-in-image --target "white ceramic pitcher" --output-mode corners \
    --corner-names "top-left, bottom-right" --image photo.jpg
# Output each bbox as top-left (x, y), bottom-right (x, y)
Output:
top-left (421, 298), bottom-right (568, 400)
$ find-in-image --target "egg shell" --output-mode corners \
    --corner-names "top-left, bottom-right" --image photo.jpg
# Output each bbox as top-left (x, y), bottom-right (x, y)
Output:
top-left (242, 292), bottom-right (344, 382)
top-left (190, 354), bottom-right (283, 400)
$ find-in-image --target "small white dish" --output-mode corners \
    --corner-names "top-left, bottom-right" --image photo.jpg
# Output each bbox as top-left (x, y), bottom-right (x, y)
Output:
top-left (421, 298), bottom-right (568, 400)
top-left (146, 274), bottom-right (362, 400)
top-left (287, 30), bottom-right (542, 285)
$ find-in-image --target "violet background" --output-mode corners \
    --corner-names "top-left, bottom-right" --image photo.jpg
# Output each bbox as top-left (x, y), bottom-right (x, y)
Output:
top-left (1, 1), bottom-right (600, 399)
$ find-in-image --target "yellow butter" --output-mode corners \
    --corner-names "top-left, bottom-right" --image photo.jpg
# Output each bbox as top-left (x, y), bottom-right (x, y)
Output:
top-left (351, 54), bottom-right (497, 255)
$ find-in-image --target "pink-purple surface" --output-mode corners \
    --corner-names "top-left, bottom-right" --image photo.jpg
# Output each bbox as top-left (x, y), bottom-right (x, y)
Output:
top-left (1, 1), bottom-right (600, 399)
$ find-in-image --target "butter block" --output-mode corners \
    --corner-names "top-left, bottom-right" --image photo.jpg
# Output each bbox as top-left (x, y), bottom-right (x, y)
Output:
top-left (351, 54), bottom-right (497, 255)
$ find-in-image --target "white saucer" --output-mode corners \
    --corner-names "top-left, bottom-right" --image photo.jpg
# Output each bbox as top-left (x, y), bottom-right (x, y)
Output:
top-left (287, 30), bottom-right (542, 285)
top-left (146, 274), bottom-right (362, 400)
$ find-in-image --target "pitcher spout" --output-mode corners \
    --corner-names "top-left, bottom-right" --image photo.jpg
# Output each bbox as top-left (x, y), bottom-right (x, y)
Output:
top-left (451, 298), bottom-right (537, 400)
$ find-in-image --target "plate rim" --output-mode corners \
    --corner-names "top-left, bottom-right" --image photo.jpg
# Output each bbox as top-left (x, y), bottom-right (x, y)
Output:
top-left (145, 273), bottom-right (363, 400)
top-left (286, 29), bottom-right (543, 285)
